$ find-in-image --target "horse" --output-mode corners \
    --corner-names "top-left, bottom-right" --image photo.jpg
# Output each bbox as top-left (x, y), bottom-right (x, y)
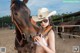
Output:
top-left (10, 0), bottom-right (40, 53)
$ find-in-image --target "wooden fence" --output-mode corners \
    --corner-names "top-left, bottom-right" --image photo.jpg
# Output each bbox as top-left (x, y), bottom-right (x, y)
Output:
top-left (54, 25), bottom-right (80, 38)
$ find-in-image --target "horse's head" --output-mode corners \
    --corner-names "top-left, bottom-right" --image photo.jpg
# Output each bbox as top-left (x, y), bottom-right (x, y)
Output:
top-left (11, 0), bottom-right (40, 41)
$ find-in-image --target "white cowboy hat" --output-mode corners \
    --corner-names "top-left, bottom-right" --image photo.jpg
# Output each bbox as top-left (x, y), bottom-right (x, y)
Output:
top-left (32, 8), bottom-right (57, 22)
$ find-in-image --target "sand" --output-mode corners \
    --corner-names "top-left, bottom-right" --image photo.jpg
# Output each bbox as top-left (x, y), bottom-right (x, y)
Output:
top-left (0, 29), bottom-right (80, 53)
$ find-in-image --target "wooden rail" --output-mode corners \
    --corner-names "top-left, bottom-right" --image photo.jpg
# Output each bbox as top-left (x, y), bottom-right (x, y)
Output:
top-left (54, 25), bottom-right (80, 37)
top-left (55, 32), bottom-right (80, 37)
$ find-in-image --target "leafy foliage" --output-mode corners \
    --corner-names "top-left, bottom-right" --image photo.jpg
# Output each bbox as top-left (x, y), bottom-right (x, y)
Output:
top-left (0, 16), bottom-right (13, 28)
top-left (0, 11), bottom-right (80, 28)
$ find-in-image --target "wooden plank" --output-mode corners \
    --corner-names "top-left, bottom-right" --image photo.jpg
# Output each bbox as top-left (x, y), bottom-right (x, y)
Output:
top-left (55, 32), bottom-right (80, 37)
top-left (55, 25), bottom-right (80, 27)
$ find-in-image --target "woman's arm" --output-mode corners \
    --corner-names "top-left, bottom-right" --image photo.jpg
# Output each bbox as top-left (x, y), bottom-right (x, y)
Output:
top-left (34, 30), bottom-right (56, 53)
top-left (41, 30), bottom-right (55, 53)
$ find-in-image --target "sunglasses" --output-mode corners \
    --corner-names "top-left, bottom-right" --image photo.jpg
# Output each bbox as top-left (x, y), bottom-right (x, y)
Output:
top-left (40, 19), bottom-right (48, 23)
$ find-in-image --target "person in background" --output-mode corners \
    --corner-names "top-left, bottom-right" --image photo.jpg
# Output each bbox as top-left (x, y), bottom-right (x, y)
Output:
top-left (32, 8), bottom-right (56, 53)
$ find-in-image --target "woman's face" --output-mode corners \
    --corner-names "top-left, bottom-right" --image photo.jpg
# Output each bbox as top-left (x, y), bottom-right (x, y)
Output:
top-left (40, 19), bottom-right (49, 28)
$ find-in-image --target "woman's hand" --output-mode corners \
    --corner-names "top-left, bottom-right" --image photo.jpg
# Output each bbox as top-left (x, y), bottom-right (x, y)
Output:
top-left (33, 36), bottom-right (46, 46)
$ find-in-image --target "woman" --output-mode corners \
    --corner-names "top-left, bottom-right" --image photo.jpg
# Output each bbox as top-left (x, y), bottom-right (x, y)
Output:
top-left (32, 8), bottom-right (56, 53)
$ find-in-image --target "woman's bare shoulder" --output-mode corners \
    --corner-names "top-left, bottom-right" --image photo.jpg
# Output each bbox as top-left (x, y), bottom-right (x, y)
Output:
top-left (48, 29), bottom-right (55, 38)
top-left (49, 29), bottom-right (55, 34)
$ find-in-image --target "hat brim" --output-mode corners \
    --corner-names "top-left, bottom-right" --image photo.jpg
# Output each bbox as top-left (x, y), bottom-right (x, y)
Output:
top-left (32, 11), bottom-right (56, 22)
top-left (32, 16), bottom-right (42, 22)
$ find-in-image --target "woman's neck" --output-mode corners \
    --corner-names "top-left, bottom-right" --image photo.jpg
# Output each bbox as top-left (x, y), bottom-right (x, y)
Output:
top-left (41, 25), bottom-right (52, 37)
top-left (43, 25), bottom-right (50, 31)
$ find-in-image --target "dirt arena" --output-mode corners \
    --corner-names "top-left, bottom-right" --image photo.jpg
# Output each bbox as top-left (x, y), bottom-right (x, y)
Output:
top-left (0, 29), bottom-right (80, 53)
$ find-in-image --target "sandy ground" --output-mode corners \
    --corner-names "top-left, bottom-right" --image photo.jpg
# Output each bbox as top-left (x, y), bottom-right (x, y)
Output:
top-left (0, 29), bottom-right (17, 53)
top-left (0, 29), bottom-right (80, 53)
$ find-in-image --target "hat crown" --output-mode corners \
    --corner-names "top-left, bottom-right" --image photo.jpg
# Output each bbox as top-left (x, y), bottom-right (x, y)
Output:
top-left (38, 8), bottom-right (49, 19)
top-left (32, 8), bottom-right (57, 22)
